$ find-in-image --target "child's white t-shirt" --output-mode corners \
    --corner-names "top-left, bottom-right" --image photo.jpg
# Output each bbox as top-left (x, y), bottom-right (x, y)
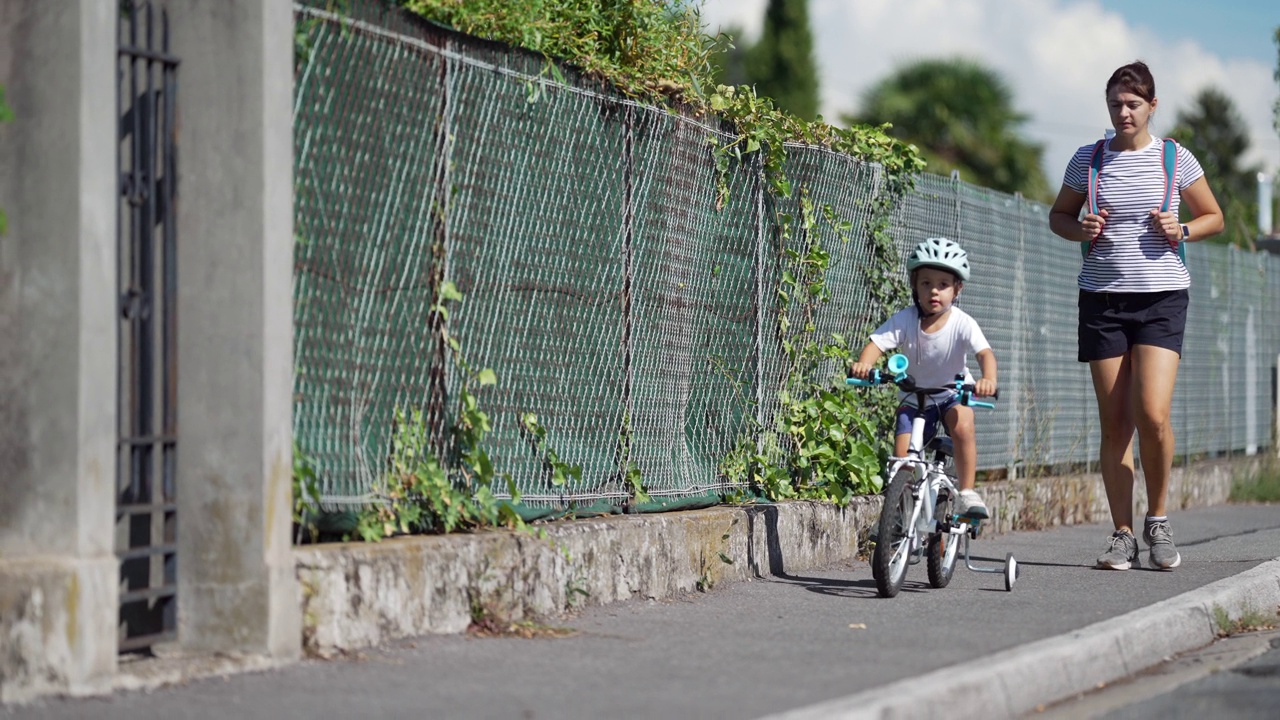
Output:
top-left (869, 306), bottom-right (990, 402)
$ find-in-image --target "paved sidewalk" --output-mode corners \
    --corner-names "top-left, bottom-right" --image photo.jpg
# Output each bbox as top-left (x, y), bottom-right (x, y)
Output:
top-left (5, 504), bottom-right (1280, 720)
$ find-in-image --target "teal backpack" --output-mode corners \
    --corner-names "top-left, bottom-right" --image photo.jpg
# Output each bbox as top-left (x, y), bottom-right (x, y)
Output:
top-left (1082, 137), bottom-right (1185, 264)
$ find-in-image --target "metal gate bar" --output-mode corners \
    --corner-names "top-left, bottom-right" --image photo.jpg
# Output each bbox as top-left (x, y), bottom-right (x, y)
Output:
top-left (116, 0), bottom-right (179, 654)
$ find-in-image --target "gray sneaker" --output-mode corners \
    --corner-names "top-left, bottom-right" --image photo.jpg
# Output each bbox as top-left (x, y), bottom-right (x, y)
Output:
top-left (1143, 518), bottom-right (1182, 569)
top-left (1096, 530), bottom-right (1139, 570)
top-left (956, 489), bottom-right (990, 519)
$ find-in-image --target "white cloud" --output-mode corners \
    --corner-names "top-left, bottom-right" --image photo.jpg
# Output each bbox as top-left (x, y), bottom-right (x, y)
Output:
top-left (698, 0), bottom-right (1280, 189)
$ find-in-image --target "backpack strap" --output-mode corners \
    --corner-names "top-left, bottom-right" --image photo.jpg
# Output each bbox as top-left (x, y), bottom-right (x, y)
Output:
top-left (1161, 138), bottom-right (1187, 265)
top-left (1081, 137), bottom-right (1185, 265)
top-left (1080, 139), bottom-right (1106, 259)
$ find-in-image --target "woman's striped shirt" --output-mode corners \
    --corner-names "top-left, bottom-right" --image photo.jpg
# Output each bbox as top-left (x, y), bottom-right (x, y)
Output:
top-left (1062, 136), bottom-right (1205, 293)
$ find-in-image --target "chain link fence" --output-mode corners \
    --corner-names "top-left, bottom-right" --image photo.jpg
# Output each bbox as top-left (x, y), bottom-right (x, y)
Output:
top-left (292, 1), bottom-right (1280, 511)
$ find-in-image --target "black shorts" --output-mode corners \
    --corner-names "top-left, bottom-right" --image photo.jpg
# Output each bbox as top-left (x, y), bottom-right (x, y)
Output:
top-left (1078, 289), bottom-right (1189, 362)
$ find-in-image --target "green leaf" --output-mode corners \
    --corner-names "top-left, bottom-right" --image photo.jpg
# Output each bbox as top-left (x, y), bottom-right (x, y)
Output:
top-left (547, 60), bottom-right (567, 85)
top-left (476, 368), bottom-right (497, 386)
top-left (439, 281), bottom-right (463, 302)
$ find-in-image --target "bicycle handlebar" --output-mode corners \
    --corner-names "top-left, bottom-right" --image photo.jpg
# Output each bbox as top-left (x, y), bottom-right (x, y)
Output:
top-left (845, 354), bottom-right (998, 409)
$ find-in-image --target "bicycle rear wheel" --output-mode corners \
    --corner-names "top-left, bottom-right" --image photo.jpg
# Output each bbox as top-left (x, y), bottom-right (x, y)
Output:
top-left (927, 487), bottom-right (959, 588)
top-left (872, 468), bottom-right (914, 598)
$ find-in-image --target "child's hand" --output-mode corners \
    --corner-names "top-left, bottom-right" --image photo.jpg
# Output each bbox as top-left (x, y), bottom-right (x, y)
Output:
top-left (849, 361), bottom-right (874, 380)
top-left (973, 378), bottom-right (997, 398)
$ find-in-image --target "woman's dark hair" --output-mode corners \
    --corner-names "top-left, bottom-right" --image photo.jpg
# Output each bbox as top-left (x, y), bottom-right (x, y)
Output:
top-left (1105, 61), bottom-right (1156, 101)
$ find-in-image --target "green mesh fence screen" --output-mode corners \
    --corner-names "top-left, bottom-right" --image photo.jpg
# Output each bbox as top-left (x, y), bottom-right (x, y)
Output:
top-left (292, 1), bottom-right (1280, 512)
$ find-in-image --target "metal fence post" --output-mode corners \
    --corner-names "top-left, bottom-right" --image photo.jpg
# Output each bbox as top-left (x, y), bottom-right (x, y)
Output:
top-left (753, 155), bottom-right (766, 448)
top-left (621, 106), bottom-right (635, 483)
top-left (951, 169), bottom-right (962, 241)
top-left (425, 36), bottom-right (456, 456)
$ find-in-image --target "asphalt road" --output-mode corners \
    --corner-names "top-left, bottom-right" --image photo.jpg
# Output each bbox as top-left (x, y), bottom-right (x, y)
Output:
top-left (6, 503), bottom-right (1280, 720)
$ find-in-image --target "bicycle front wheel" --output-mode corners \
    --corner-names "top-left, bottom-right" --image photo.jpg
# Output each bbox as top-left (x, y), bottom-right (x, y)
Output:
top-left (927, 487), bottom-right (959, 588)
top-left (872, 468), bottom-right (915, 598)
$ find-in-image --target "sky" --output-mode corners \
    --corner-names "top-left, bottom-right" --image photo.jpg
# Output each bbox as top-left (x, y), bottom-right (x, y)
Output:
top-left (696, 0), bottom-right (1280, 193)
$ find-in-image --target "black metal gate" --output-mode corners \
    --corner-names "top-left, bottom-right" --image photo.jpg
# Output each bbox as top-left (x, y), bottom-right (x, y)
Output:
top-left (116, 0), bottom-right (179, 654)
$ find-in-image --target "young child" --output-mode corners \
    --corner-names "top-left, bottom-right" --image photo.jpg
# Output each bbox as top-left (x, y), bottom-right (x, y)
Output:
top-left (849, 237), bottom-right (998, 518)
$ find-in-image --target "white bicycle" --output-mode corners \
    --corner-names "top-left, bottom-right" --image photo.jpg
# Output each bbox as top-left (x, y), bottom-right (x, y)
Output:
top-left (847, 353), bottom-right (1019, 598)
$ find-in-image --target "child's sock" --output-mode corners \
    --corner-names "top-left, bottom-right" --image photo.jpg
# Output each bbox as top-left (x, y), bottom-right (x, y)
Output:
top-left (1145, 515), bottom-right (1167, 523)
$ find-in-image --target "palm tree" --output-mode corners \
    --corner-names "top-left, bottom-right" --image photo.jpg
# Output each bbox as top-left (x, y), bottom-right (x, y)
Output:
top-left (844, 58), bottom-right (1049, 200)
top-left (1168, 87), bottom-right (1261, 248)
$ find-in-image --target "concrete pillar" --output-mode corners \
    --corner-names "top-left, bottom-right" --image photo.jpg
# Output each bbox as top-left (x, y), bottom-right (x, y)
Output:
top-left (165, 0), bottom-right (299, 658)
top-left (0, 0), bottom-right (120, 702)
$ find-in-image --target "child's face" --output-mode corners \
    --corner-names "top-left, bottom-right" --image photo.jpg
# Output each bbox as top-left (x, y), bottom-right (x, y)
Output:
top-left (913, 267), bottom-right (961, 314)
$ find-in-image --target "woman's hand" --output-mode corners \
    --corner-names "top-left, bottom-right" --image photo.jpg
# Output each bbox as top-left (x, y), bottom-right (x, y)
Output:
top-left (1081, 209), bottom-right (1109, 240)
top-left (1149, 208), bottom-right (1182, 248)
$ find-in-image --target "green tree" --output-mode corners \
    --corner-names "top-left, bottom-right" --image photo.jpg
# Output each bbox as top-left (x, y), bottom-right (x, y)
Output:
top-left (742, 0), bottom-right (819, 120)
top-left (844, 57), bottom-right (1049, 200)
top-left (709, 24), bottom-right (749, 87)
top-left (1168, 87), bottom-right (1261, 248)
top-left (1273, 26), bottom-right (1280, 139)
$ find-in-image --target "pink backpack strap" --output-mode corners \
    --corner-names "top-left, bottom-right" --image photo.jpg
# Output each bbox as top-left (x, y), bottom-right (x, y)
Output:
top-left (1082, 139), bottom-right (1107, 258)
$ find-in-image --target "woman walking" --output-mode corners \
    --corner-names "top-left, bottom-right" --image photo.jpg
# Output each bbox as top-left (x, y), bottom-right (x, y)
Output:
top-left (1048, 60), bottom-right (1223, 570)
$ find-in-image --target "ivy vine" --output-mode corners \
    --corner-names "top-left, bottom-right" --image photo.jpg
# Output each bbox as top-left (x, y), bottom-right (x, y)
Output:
top-left (351, 282), bottom-right (529, 541)
top-left (293, 1), bottom-right (927, 526)
top-left (708, 83), bottom-right (923, 506)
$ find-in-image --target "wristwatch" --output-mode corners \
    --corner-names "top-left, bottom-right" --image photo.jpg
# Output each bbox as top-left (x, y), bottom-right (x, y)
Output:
top-left (1180, 223), bottom-right (1191, 241)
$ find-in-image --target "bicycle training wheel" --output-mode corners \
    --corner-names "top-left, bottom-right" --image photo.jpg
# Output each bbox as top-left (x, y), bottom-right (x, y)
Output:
top-left (872, 468), bottom-right (914, 598)
top-left (926, 490), bottom-right (959, 588)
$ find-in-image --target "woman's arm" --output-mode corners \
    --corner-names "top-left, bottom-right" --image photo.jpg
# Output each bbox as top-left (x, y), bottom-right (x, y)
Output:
top-left (1178, 176), bottom-right (1224, 242)
top-left (1049, 184), bottom-right (1106, 243)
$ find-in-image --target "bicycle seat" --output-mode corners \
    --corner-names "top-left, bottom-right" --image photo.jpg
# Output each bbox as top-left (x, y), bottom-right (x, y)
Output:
top-left (926, 435), bottom-right (954, 460)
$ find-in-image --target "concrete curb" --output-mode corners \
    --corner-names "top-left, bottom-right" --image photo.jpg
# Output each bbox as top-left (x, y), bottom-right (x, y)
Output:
top-left (765, 558), bottom-right (1280, 720)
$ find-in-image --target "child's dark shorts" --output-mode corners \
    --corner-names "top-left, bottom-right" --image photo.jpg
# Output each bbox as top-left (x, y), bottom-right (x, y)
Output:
top-left (1077, 289), bottom-right (1189, 362)
top-left (896, 394), bottom-right (960, 439)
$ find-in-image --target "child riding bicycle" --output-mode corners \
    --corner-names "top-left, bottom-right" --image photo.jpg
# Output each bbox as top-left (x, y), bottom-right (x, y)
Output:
top-left (849, 237), bottom-right (999, 519)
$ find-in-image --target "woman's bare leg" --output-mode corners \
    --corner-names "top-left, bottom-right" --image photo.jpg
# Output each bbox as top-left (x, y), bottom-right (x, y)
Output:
top-left (1090, 354), bottom-right (1136, 532)
top-left (1130, 344), bottom-right (1180, 517)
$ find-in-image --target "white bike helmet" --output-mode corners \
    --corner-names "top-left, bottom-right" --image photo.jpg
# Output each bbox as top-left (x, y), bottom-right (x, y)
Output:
top-left (906, 237), bottom-right (970, 282)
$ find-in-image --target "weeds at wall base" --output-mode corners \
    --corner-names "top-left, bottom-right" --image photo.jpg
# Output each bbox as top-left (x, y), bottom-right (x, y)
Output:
top-left (1229, 453), bottom-right (1280, 504)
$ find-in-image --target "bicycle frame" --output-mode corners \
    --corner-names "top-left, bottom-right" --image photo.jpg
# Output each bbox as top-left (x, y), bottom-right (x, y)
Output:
top-left (882, 390), bottom-right (960, 562)
top-left (848, 353), bottom-right (1017, 595)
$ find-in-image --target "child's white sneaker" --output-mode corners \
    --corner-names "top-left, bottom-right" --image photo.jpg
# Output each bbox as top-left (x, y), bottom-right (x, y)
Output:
top-left (957, 489), bottom-right (989, 519)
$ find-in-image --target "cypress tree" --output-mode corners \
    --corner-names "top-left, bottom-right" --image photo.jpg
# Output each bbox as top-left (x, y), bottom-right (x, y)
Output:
top-left (743, 0), bottom-right (819, 120)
